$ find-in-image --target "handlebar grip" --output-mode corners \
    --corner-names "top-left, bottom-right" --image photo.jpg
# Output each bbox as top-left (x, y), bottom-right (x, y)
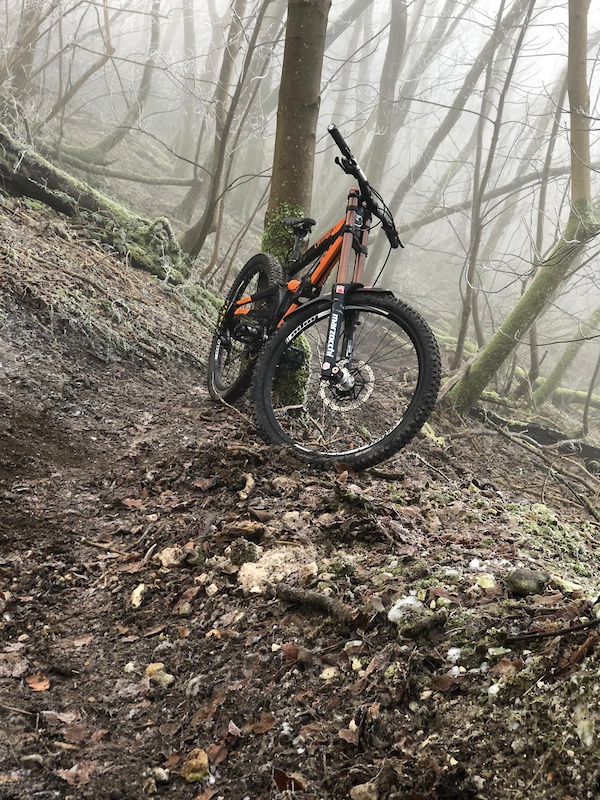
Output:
top-left (327, 124), bottom-right (353, 160)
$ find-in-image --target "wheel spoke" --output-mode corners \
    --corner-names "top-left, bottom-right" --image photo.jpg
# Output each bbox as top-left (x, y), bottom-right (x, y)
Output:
top-left (254, 293), bottom-right (440, 469)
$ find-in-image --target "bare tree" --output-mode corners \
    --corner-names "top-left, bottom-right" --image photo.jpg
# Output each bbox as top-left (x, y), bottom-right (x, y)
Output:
top-left (262, 0), bottom-right (331, 261)
top-left (446, 0), bottom-right (599, 413)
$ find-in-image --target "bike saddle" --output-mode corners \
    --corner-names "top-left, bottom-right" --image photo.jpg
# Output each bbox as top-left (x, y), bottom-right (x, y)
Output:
top-left (282, 217), bottom-right (316, 236)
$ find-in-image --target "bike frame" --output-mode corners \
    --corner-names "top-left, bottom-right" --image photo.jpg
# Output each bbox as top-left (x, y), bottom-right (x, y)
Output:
top-left (230, 187), bottom-right (373, 379)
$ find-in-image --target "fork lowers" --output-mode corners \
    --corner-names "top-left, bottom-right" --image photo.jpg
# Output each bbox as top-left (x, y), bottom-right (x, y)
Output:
top-left (252, 291), bottom-right (441, 470)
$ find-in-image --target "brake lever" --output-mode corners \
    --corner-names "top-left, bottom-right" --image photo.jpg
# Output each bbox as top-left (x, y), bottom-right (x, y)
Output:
top-left (335, 155), bottom-right (355, 175)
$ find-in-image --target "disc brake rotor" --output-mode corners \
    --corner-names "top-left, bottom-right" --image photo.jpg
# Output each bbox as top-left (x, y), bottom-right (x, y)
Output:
top-left (319, 360), bottom-right (375, 412)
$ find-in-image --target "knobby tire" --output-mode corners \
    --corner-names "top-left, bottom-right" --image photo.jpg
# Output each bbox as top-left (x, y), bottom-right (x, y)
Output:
top-left (252, 292), bottom-right (441, 470)
top-left (207, 253), bottom-right (283, 402)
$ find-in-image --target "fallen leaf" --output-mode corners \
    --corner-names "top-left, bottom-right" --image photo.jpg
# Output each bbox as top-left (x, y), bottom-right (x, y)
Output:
top-left (56, 761), bottom-right (98, 787)
top-left (364, 644), bottom-right (394, 677)
top-left (60, 724), bottom-right (89, 744)
top-left (144, 625), bottom-right (166, 637)
top-left (245, 712), bottom-right (276, 734)
top-left (491, 658), bottom-right (524, 678)
top-left (206, 741), bottom-right (228, 765)
top-left (122, 498), bottom-right (143, 508)
top-left (0, 773), bottom-right (21, 785)
top-left (27, 673), bottom-right (50, 692)
top-left (159, 721), bottom-right (181, 737)
top-left (273, 768), bottom-right (306, 792)
top-left (42, 710), bottom-right (79, 724)
top-left (194, 790), bottom-right (217, 800)
top-left (191, 687), bottom-right (227, 725)
top-left (431, 673), bottom-right (462, 692)
top-left (70, 634), bottom-right (93, 648)
top-left (281, 642), bottom-right (298, 662)
top-left (338, 727), bottom-right (359, 745)
top-left (192, 477), bottom-right (214, 490)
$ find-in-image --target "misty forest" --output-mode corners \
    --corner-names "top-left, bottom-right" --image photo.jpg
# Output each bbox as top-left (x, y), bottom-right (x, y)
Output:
top-left (2, 0), bottom-right (600, 798)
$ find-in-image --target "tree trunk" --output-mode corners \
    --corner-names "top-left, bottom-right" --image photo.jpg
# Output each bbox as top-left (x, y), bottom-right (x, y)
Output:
top-left (443, 0), bottom-right (598, 414)
top-left (262, 0), bottom-right (331, 263)
top-left (59, 0), bottom-right (161, 165)
top-left (452, 0), bottom-right (535, 368)
top-left (180, 0), bottom-right (272, 258)
top-left (363, 1), bottom-right (407, 190)
top-left (171, 0), bottom-right (198, 177)
top-left (42, 0), bottom-right (115, 126)
top-left (531, 304), bottom-right (600, 409)
top-left (0, 123), bottom-right (187, 281)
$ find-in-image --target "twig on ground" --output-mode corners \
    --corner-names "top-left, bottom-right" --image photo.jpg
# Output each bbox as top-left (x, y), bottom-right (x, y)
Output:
top-left (81, 538), bottom-right (132, 557)
top-left (0, 703), bottom-right (35, 716)
top-left (506, 616), bottom-right (600, 644)
top-left (485, 419), bottom-right (600, 522)
top-left (276, 583), bottom-right (357, 624)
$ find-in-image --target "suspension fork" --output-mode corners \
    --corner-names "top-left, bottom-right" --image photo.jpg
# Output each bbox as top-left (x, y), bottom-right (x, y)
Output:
top-left (321, 194), bottom-right (371, 382)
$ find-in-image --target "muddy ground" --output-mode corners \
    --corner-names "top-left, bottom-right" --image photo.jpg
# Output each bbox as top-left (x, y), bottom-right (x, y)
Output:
top-left (2, 196), bottom-right (600, 800)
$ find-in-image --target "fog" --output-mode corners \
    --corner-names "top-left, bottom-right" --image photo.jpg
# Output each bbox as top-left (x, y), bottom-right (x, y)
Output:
top-left (1, 0), bottom-right (599, 400)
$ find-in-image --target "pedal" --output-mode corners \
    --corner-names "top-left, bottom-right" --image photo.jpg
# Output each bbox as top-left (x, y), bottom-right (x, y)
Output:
top-left (231, 318), bottom-right (263, 344)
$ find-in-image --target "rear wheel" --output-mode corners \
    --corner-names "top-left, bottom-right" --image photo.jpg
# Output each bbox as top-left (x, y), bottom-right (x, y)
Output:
top-left (208, 254), bottom-right (283, 402)
top-left (253, 292), bottom-right (441, 469)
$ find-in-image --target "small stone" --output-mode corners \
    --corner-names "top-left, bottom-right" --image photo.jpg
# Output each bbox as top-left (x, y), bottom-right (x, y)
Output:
top-left (282, 511), bottom-right (303, 530)
top-left (205, 583), bottom-right (219, 597)
top-left (145, 662), bottom-right (175, 688)
top-left (175, 601), bottom-right (192, 617)
top-left (151, 670), bottom-right (175, 688)
top-left (511, 739), bottom-right (527, 755)
top-left (155, 546), bottom-right (187, 568)
top-left (145, 662), bottom-right (166, 678)
top-left (387, 596), bottom-right (425, 624)
top-left (476, 573), bottom-right (497, 590)
top-left (130, 583), bottom-right (147, 608)
top-left (350, 781), bottom-right (378, 800)
top-left (320, 666), bottom-right (340, 681)
top-left (181, 748), bottom-right (209, 783)
top-left (505, 568), bottom-right (550, 597)
top-left (151, 767), bottom-right (170, 784)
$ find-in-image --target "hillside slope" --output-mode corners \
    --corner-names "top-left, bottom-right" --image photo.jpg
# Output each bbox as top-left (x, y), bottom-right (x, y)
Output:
top-left (1, 196), bottom-right (600, 800)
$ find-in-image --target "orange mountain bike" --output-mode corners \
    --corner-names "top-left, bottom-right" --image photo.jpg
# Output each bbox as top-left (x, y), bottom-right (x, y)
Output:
top-left (207, 125), bottom-right (441, 470)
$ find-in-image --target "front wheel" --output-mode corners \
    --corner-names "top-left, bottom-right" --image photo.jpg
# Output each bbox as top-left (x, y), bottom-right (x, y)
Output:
top-left (207, 253), bottom-right (283, 402)
top-left (252, 292), bottom-right (441, 470)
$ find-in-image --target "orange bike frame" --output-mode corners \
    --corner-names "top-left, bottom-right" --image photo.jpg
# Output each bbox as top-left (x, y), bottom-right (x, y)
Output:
top-left (231, 187), bottom-right (371, 327)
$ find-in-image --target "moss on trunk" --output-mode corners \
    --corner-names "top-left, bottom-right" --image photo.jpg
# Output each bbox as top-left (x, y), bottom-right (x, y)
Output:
top-left (262, 202), bottom-right (304, 267)
top-left (446, 205), bottom-right (599, 414)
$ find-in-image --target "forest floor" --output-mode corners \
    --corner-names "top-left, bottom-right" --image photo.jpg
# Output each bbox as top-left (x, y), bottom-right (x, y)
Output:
top-left (2, 194), bottom-right (600, 800)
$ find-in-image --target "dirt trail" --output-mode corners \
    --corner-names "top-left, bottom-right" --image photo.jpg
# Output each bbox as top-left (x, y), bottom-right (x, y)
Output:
top-left (2, 197), bottom-right (600, 800)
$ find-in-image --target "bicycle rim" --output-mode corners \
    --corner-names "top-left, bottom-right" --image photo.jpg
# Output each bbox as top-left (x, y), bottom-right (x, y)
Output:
top-left (208, 255), bottom-right (282, 402)
top-left (254, 294), bottom-right (440, 468)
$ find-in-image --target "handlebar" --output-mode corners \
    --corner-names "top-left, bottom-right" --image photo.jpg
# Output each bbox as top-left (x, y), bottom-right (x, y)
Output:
top-left (327, 124), bottom-right (402, 249)
top-left (327, 123), bottom-right (353, 160)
